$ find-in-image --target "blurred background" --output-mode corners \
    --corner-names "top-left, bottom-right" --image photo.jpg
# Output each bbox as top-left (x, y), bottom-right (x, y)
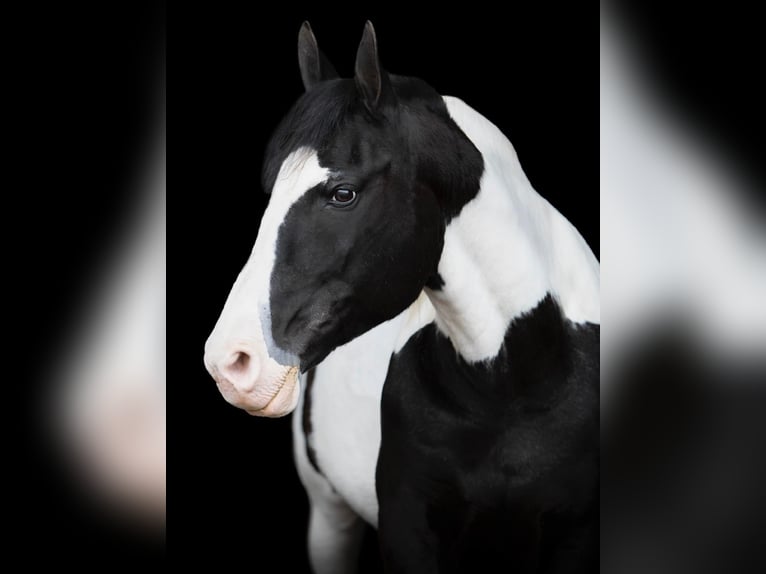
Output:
top-left (601, 2), bottom-right (766, 573)
top-left (10, 2), bottom-right (166, 563)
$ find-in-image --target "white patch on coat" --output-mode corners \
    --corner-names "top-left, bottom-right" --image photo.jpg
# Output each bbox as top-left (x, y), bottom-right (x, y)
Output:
top-left (295, 308), bottom-right (417, 527)
top-left (393, 291), bottom-right (437, 353)
top-left (424, 97), bottom-right (600, 363)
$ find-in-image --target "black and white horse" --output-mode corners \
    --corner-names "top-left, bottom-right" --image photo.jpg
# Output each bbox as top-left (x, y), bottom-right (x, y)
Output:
top-left (205, 22), bottom-right (599, 573)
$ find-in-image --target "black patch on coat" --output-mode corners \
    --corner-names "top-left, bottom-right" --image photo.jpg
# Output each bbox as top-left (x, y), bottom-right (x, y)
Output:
top-left (264, 75), bottom-right (483, 371)
top-left (376, 295), bottom-right (600, 573)
top-left (301, 368), bottom-right (320, 474)
top-left (424, 272), bottom-right (445, 290)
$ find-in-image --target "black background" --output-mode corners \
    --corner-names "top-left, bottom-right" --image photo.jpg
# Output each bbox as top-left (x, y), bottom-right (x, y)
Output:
top-left (175, 6), bottom-right (598, 570)
top-left (9, 1), bottom-right (765, 569)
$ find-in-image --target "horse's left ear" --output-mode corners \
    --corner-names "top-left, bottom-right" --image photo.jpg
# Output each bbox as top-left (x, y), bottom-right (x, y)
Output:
top-left (354, 21), bottom-right (393, 112)
top-left (298, 21), bottom-right (339, 91)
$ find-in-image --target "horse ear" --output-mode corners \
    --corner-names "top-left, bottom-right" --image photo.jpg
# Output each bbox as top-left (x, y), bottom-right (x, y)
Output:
top-left (354, 21), bottom-right (392, 111)
top-left (298, 21), bottom-right (339, 91)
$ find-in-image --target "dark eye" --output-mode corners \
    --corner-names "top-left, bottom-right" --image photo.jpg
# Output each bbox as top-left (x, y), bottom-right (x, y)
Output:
top-left (330, 188), bottom-right (357, 206)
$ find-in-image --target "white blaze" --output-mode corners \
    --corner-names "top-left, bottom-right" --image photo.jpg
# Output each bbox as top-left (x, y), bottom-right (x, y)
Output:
top-left (205, 147), bottom-right (330, 417)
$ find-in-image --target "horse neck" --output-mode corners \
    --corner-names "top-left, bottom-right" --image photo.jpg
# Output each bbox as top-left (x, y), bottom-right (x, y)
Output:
top-left (424, 97), bottom-right (600, 363)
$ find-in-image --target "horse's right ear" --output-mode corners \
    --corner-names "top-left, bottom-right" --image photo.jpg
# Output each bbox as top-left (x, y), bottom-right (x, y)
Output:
top-left (298, 21), bottom-right (339, 91)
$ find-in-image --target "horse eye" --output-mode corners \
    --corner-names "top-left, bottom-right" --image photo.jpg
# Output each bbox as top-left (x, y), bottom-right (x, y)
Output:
top-left (331, 188), bottom-right (356, 205)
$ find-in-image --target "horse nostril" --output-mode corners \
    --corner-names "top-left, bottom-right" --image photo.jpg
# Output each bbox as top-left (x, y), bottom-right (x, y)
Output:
top-left (228, 351), bottom-right (250, 376)
top-left (217, 349), bottom-right (260, 392)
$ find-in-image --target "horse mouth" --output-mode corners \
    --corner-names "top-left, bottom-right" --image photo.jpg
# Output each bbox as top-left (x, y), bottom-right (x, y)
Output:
top-left (243, 365), bottom-right (300, 418)
top-left (212, 362), bottom-right (301, 418)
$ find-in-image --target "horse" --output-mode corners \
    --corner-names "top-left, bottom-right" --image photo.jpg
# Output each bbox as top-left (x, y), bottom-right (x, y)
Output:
top-left (204, 21), bottom-right (599, 574)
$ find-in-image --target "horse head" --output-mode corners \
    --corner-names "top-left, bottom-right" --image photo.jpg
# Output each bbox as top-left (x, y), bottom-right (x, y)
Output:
top-left (204, 21), bottom-right (481, 416)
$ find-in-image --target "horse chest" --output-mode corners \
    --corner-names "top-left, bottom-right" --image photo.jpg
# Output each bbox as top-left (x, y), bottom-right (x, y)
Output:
top-left (303, 312), bottom-right (409, 526)
top-left (375, 314), bottom-right (599, 572)
top-left (378, 327), bottom-right (551, 503)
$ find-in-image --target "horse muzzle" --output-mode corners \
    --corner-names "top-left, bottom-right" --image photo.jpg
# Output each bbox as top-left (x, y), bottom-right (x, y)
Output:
top-left (204, 339), bottom-right (301, 418)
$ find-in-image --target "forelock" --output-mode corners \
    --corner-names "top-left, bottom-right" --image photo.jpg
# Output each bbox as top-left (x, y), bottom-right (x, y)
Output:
top-left (261, 79), bottom-right (358, 193)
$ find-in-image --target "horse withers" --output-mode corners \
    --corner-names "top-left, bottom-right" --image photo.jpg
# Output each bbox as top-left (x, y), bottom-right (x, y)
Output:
top-left (205, 21), bottom-right (599, 574)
